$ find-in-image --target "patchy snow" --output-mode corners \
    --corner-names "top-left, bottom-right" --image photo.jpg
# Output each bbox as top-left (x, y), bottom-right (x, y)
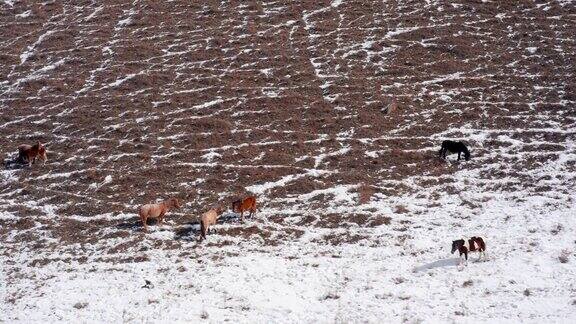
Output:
top-left (16, 10), bottom-right (32, 18)
top-left (20, 30), bottom-right (56, 64)
top-left (331, 0), bottom-right (343, 8)
top-left (201, 151), bottom-right (222, 162)
top-left (1, 0), bottom-right (575, 322)
top-left (4, 179), bottom-right (575, 322)
top-left (115, 8), bottom-right (136, 29)
top-left (103, 175), bottom-right (113, 185)
top-left (247, 169), bottom-right (331, 195)
top-left (107, 74), bottom-right (137, 88)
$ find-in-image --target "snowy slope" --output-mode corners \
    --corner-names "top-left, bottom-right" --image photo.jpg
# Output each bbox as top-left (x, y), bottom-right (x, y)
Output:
top-left (1, 0), bottom-right (575, 322)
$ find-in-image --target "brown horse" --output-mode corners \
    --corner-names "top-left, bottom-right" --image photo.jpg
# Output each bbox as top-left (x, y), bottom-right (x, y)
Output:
top-left (199, 206), bottom-right (224, 241)
top-left (451, 237), bottom-right (486, 265)
top-left (138, 197), bottom-right (181, 232)
top-left (18, 141), bottom-right (47, 166)
top-left (232, 196), bottom-right (257, 221)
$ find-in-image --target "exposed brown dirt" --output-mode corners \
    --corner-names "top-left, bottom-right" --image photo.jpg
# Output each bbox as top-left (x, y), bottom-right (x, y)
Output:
top-left (0, 0), bottom-right (574, 266)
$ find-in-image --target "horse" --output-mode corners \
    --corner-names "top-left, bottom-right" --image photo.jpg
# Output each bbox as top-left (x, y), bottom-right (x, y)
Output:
top-left (199, 206), bottom-right (224, 241)
top-left (18, 141), bottom-right (47, 166)
top-left (138, 197), bottom-right (181, 232)
top-left (451, 237), bottom-right (486, 265)
top-left (232, 196), bottom-right (257, 221)
top-left (439, 140), bottom-right (470, 161)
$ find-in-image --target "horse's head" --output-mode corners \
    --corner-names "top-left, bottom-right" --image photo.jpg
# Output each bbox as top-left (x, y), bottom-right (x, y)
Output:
top-left (231, 200), bottom-right (241, 213)
top-left (169, 197), bottom-right (181, 208)
top-left (451, 239), bottom-right (464, 254)
top-left (37, 143), bottom-right (47, 163)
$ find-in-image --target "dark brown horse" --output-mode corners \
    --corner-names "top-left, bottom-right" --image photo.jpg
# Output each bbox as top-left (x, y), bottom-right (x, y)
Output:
top-left (451, 237), bottom-right (486, 264)
top-left (18, 141), bottom-right (47, 166)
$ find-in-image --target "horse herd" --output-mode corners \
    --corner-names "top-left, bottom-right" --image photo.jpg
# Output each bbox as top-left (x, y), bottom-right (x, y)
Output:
top-left (6, 139), bottom-right (485, 265)
top-left (137, 196), bottom-right (256, 240)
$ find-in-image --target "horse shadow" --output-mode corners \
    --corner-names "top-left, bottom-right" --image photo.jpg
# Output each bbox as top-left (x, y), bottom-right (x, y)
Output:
top-left (413, 257), bottom-right (460, 272)
top-left (116, 220), bottom-right (142, 231)
top-left (3, 157), bottom-right (27, 170)
top-left (174, 222), bottom-right (199, 241)
top-left (173, 212), bottom-right (240, 241)
top-left (117, 218), bottom-right (179, 233)
top-left (115, 211), bottom-right (242, 239)
top-left (219, 211), bottom-right (241, 224)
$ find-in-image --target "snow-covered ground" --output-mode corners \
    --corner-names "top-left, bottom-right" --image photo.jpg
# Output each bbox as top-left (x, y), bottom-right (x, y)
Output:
top-left (3, 151), bottom-right (575, 322)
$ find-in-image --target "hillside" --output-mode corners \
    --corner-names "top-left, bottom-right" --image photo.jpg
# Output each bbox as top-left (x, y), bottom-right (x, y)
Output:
top-left (1, 0), bottom-right (575, 322)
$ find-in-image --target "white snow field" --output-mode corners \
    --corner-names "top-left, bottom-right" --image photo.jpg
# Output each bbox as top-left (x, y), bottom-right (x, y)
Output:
top-left (1, 0), bottom-right (575, 323)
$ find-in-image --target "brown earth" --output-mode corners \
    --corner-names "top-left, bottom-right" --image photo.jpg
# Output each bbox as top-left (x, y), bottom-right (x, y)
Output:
top-left (0, 1), bottom-right (575, 264)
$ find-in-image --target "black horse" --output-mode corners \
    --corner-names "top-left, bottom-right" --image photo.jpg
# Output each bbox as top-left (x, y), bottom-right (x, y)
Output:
top-left (439, 140), bottom-right (470, 161)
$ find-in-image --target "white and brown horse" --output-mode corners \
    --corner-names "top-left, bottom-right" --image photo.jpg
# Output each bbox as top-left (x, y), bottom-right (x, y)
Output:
top-left (138, 197), bottom-right (181, 232)
top-left (451, 236), bottom-right (486, 265)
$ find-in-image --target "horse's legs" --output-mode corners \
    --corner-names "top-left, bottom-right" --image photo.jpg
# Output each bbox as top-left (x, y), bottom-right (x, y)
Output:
top-left (240, 211), bottom-right (244, 222)
top-left (457, 152), bottom-right (461, 161)
top-left (441, 147), bottom-right (448, 159)
top-left (141, 215), bottom-right (148, 232)
top-left (158, 211), bottom-right (166, 224)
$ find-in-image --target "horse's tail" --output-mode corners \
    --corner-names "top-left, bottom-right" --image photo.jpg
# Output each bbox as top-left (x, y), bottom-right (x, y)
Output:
top-left (137, 207), bottom-right (143, 221)
top-left (200, 220), bottom-right (207, 240)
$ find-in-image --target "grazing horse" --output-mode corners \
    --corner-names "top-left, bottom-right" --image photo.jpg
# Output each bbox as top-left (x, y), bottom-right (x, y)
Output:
top-left (232, 196), bottom-right (257, 221)
top-left (439, 140), bottom-right (470, 161)
top-left (18, 141), bottom-right (47, 166)
top-left (199, 206), bottom-right (224, 241)
top-left (451, 237), bottom-right (486, 265)
top-left (138, 197), bottom-right (181, 232)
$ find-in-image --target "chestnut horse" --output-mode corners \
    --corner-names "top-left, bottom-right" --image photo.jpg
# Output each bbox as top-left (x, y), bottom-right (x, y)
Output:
top-left (18, 141), bottom-right (47, 166)
top-left (199, 206), bottom-right (224, 241)
top-left (138, 197), bottom-right (181, 232)
top-left (232, 196), bottom-right (257, 221)
top-left (451, 237), bottom-right (486, 265)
